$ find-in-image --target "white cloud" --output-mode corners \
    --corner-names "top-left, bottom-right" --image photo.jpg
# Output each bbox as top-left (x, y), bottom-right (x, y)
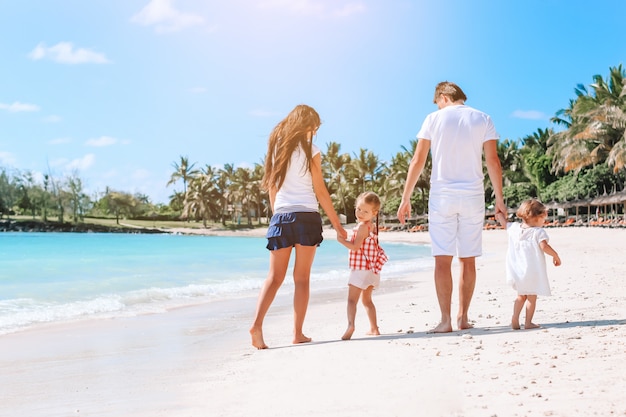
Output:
top-left (66, 154), bottom-right (96, 171)
top-left (29, 42), bottom-right (110, 64)
top-left (49, 137), bottom-right (72, 145)
top-left (0, 101), bottom-right (40, 112)
top-left (258, 0), bottom-right (366, 17)
top-left (85, 136), bottom-right (118, 147)
top-left (0, 151), bottom-right (17, 166)
top-left (511, 110), bottom-right (549, 120)
top-left (131, 0), bottom-right (205, 33)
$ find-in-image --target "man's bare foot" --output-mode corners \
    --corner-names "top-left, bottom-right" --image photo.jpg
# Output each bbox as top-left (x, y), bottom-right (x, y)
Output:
top-left (427, 322), bottom-right (453, 333)
top-left (250, 326), bottom-right (268, 349)
top-left (365, 327), bottom-right (380, 336)
top-left (524, 322), bottom-right (541, 329)
top-left (341, 324), bottom-right (355, 340)
top-left (457, 316), bottom-right (474, 330)
top-left (293, 334), bottom-right (312, 344)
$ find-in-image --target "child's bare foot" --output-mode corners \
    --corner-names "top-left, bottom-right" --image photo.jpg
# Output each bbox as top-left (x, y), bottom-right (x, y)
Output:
top-left (365, 327), bottom-right (380, 336)
top-left (427, 321), bottom-right (453, 333)
top-left (341, 324), bottom-right (355, 340)
top-left (524, 322), bottom-right (541, 330)
top-left (250, 326), bottom-right (268, 349)
top-left (293, 334), bottom-right (312, 344)
top-left (511, 317), bottom-right (521, 330)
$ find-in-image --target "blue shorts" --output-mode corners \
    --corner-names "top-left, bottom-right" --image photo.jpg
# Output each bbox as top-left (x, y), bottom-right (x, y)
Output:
top-left (266, 212), bottom-right (323, 251)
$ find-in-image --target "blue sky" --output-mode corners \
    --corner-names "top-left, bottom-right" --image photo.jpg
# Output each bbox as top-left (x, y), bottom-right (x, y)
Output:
top-left (1, 0), bottom-right (625, 204)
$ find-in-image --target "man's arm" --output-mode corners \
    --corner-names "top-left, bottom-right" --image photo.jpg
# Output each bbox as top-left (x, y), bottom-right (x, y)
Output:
top-left (483, 139), bottom-right (507, 225)
top-left (397, 139), bottom-right (430, 224)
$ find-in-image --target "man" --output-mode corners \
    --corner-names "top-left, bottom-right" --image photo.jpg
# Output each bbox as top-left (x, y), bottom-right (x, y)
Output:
top-left (397, 81), bottom-right (506, 333)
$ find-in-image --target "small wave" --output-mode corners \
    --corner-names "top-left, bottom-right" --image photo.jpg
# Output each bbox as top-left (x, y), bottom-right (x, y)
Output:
top-left (0, 238), bottom-right (433, 335)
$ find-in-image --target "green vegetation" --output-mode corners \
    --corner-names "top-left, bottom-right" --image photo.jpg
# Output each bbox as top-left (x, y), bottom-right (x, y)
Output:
top-left (2, 65), bottom-right (625, 227)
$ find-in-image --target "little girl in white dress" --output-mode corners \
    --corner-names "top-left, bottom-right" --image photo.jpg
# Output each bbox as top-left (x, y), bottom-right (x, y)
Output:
top-left (496, 199), bottom-right (561, 330)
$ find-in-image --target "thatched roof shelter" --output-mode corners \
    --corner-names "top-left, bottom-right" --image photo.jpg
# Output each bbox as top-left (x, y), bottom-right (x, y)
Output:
top-left (591, 190), bottom-right (626, 206)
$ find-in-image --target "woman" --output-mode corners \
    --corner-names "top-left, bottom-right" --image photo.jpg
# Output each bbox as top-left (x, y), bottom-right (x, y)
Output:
top-left (250, 104), bottom-right (347, 349)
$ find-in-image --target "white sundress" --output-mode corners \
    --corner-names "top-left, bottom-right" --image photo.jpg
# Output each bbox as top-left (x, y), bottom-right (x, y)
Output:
top-left (505, 222), bottom-right (552, 296)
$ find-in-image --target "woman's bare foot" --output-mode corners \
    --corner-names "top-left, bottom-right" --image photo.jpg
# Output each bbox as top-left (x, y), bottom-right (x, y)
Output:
top-left (250, 326), bottom-right (268, 349)
top-left (365, 327), bottom-right (380, 336)
top-left (293, 334), bottom-right (312, 344)
top-left (524, 322), bottom-right (541, 330)
top-left (427, 321), bottom-right (453, 334)
top-left (341, 324), bottom-right (355, 340)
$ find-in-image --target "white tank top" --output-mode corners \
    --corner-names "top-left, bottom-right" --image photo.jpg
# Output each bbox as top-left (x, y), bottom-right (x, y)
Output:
top-left (273, 143), bottom-right (320, 213)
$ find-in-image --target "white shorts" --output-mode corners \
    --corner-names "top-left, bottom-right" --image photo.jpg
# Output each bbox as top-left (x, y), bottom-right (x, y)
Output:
top-left (428, 193), bottom-right (485, 258)
top-left (348, 269), bottom-right (380, 290)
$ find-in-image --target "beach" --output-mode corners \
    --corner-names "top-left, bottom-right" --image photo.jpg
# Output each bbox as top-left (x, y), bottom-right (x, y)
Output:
top-left (1, 226), bottom-right (625, 416)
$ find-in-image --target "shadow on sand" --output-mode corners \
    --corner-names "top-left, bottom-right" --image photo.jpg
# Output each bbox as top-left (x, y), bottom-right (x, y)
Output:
top-left (265, 318), bottom-right (626, 350)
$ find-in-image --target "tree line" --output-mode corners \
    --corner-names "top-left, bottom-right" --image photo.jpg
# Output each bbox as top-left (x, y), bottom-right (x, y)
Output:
top-left (2, 65), bottom-right (625, 226)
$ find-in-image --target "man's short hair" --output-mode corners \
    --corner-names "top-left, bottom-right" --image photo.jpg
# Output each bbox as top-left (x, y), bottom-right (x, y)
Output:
top-left (433, 81), bottom-right (467, 104)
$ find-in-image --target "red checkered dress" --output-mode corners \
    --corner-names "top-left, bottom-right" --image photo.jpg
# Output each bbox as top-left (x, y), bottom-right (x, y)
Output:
top-left (348, 229), bottom-right (388, 274)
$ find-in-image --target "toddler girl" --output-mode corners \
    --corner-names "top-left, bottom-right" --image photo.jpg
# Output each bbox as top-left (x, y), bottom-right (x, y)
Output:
top-left (337, 191), bottom-right (388, 340)
top-left (497, 199), bottom-right (561, 330)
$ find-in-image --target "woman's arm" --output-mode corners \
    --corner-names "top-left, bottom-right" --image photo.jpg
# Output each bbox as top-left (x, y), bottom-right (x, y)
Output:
top-left (310, 153), bottom-right (347, 239)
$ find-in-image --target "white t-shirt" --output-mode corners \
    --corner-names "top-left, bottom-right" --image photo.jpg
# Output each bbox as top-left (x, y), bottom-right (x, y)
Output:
top-left (505, 222), bottom-right (552, 296)
top-left (417, 104), bottom-right (498, 195)
top-left (273, 143), bottom-right (320, 213)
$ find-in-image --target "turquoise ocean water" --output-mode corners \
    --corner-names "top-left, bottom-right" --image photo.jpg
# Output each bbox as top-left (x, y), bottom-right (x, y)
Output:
top-left (0, 232), bottom-right (431, 335)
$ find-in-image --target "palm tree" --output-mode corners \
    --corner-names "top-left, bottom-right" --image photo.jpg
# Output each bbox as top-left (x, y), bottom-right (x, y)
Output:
top-left (322, 141), bottom-right (351, 217)
top-left (249, 163), bottom-right (267, 224)
top-left (219, 163), bottom-right (236, 224)
top-left (167, 156), bottom-right (198, 195)
top-left (232, 166), bottom-right (254, 225)
top-left (182, 167), bottom-right (220, 227)
top-left (389, 139), bottom-right (431, 216)
top-left (548, 65), bottom-right (626, 174)
top-left (350, 148), bottom-right (383, 195)
top-left (519, 128), bottom-right (557, 191)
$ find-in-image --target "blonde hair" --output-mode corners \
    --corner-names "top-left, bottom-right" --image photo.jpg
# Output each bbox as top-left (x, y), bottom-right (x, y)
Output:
top-left (262, 104), bottom-right (321, 191)
top-left (516, 198), bottom-right (547, 221)
top-left (433, 81), bottom-right (467, 104)
top-left (356, 191), bottom-right (382, 233)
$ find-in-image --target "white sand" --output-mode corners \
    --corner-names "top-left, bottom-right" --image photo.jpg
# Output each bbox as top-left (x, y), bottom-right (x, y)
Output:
top-left (1, 227), bottom-right (625, 416)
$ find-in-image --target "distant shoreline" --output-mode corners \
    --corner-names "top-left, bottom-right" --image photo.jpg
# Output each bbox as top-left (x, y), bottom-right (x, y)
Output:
top-left (0, 219), bottom-right (165, 234)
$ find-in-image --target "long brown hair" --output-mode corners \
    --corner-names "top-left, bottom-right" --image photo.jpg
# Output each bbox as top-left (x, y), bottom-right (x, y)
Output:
top-left (261, 104), bottom-right (321, 191)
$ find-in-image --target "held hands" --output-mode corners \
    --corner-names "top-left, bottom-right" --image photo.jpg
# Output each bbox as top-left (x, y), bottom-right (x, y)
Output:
top-left (495, 212), bottom-right (507, 227)
top-left (495, 200), bottom-right (508, 228)
top-left (335, 225), bottom-right (348, 240)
